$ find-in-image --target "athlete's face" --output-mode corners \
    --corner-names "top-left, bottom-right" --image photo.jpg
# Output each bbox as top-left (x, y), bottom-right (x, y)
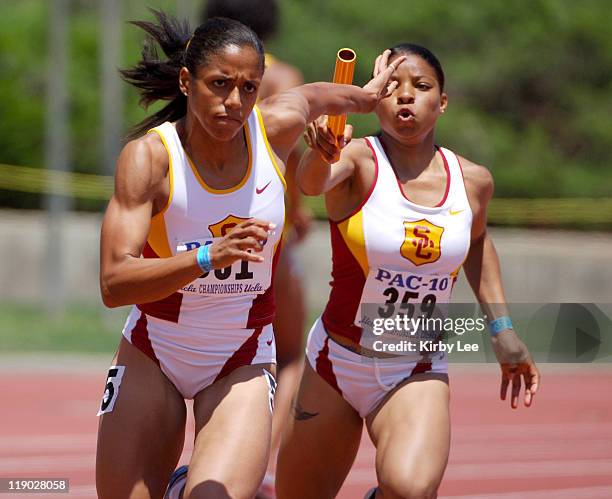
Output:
top-left (376, 53), bottom-right (447, 144)
top-left (181, 45), bottom-right (263, 141)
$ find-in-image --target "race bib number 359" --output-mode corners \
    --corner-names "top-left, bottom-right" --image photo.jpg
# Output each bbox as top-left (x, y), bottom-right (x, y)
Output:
top-left (355, 267), bottom-right (453, 328)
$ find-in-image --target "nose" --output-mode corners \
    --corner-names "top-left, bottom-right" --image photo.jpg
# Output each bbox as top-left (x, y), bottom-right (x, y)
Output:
top-left (396, 83), bottom-right (415, 104)
top-left (225, 85), bottom-right (241, 110)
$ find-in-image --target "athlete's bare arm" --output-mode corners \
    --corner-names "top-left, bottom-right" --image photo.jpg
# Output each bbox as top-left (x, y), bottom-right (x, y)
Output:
top-left (461, 157), bottom-right (540, 408)
top-left (297, 115), bottom-right (380, 222)
top-left (260, 60), bottom-right (312, 240)
top-left (297, 125), bottom-right (357, 196)
top-left (461, 158), bottom-right (502, 306)
top-left (258, 53), bottom-right (405, 166)
top-left (99, 134), bottom-right (271, 308)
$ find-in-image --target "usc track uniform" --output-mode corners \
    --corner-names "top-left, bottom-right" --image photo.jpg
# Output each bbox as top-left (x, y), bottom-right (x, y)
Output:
top-left (121, 106), bottom-right (286, 399)
top-left (306, 136), bottom-right (472, 417)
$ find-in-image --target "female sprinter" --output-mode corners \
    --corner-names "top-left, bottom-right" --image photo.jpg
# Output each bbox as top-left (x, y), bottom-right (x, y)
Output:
top-left (202, 0), bottom-right (313, 467)
top-left (276, 45), bottom-right (541, 499)
top-left (96, 11), bottom-right (402, 499)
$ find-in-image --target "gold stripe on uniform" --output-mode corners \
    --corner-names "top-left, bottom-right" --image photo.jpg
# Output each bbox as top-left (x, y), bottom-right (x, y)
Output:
top-left (148, 213), bottom-right (173, 258)
top-left (146, 128), bottom-right (175, 258)
top-left (337, 211), bottom-right (369, 277)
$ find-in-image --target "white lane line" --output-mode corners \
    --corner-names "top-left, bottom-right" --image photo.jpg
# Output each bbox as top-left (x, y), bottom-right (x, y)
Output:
top-left (442, 485), bottom-right (612, 499)
top-left (451, 422), bottom-right (612, 440)
top-left (352, 439), bottom-right (612, 466)
top-left (344, 458), bottom-right (612, 485)
top-left (445, 458), bottom-right (612, 480)
top-left (447, 440), bottom-right (612, 462)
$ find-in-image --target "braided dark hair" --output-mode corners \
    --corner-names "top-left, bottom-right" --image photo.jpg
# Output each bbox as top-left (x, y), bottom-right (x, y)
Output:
top-left (121, 9), bottom-right (264, 139)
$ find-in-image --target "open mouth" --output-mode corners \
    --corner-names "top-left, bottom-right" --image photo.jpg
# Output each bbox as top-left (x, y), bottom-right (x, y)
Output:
top-left (396, 108), bottom-right (415, 121)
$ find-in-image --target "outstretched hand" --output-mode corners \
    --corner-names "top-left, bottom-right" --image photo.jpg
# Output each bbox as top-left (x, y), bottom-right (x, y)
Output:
top-left (491, 330), bottom-right (540, 409)
top-left (363, 49), bottom-right (406, 101)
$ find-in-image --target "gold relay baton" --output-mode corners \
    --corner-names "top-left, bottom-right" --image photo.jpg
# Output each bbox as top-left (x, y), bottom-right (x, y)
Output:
top-left (327, 48), bottom-right (356, 144)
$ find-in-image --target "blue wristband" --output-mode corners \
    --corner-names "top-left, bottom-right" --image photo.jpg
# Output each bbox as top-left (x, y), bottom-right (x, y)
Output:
top-left (196, 244), bottom-right (213, 273)
top-left (489, 316), bottom-right (513, 336)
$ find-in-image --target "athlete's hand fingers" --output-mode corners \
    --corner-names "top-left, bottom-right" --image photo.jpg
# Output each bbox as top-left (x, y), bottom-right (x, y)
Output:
top-left (236, 250), bottom-right (265, 263)
top-left (239, 218), bottom-right (275, 231)
top-left (381, 55), bottom-right (406, 80)
top-left (378, 49), bottom-right (391, 75)
top-left (316, 131), bottom-right (340, 155)
top-left (384, 80), bottom-right (399, 98)
top-left (511, 370), bottom-right (521, 409)
top-left (304, 125), bottom-right (315, 148)
top-left (315, 114), bottom-right (329, 129)
top-left (373, 53), bottom-right (384, 77)
top-left (314, 117), bottom-right (336, 147)
top-left (524, 363), bottom-right (540, 407)
top-left (304, 116), bottom-right (340, 163)
top-left (339, 124), bottom-right (353, 149)
top-left (230, 225), bottom-right (270, 242)
top-left (317, 145), bottom-right (340, 164)
top-left (237, 236), bottom-right (266, 251)
top-left (364, 55), bottom-right (407, 103)
top-left (500, 372), bottom-right (510, 401)
top-left (523, 374), bottom-right (533, 407)
top-left (306, 121), bottom-right (322, 149)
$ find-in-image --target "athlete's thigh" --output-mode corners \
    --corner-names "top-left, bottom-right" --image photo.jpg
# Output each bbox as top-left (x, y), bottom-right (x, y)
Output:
top-left (184, 363), bottom-right (275, 499)
top-left (366, 373), bottom-right (450, 499)
top-left (96, 337), bottom-right (187, 499)
top-left (276, 361), bottom-right (363, 499)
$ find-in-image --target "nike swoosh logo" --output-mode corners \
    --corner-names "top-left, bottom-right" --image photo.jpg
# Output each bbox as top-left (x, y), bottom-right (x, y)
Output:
top-left (256, 181), bottom-right (272, 194)
top-left (450, 208), bottom-right (465, 215)
top-left (266, 339), bottom-right (273, 346)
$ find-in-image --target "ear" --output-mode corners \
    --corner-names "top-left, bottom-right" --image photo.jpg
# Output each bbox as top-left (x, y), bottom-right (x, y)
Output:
top-left (179, 67), bottom-right (191, 97)
top-left (440, 92), bottom-right (448, 114)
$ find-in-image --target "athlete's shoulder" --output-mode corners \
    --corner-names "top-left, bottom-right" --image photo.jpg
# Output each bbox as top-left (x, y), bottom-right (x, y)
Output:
top-left (344, 137), bottom-right (376, 162)
top-left (114, 130), bottom-right (169, 205)
top-left (455, 153), bottom-right (493, 201)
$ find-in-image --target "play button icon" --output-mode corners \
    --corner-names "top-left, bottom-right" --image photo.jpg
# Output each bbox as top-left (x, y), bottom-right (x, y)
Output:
top-left (575, 325), bottom-right (601, 360)
top-left (546, 303), bottom-right (602, 362)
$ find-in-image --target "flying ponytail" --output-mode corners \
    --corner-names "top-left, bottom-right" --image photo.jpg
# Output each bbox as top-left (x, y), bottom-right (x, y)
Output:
top-left (121, 9), bottom-right (265, 140)
top-left (120, 10), bottom-right (191, 139)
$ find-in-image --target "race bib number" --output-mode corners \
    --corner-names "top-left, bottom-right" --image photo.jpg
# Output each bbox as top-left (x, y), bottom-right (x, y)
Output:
top-left (355, 267), bottom-right (451, 350)
top-left (176, 236), bottom-right (274, 296)
top-left (97, 365), bottom-right (125, 416)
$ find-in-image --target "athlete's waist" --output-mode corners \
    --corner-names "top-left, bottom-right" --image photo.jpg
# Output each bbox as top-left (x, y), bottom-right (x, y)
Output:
top-left (322, 321), bottom-right (398, 359)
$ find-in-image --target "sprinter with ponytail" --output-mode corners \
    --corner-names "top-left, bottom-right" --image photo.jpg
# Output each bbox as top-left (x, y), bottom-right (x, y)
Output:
top-left (96, 9), bottom-right (403, 499)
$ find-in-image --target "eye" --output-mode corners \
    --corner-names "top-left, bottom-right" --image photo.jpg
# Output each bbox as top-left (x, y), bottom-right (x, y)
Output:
top-left (417, 82), bottom-right (432, 90)
top-left (213, 79), bottom-right (226, 88)
top-left (244, 82), bottom-right (257, 93)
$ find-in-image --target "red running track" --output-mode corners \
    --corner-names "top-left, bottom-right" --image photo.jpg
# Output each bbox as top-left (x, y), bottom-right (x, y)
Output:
top-left (1, 364), bottom-right (611, 498)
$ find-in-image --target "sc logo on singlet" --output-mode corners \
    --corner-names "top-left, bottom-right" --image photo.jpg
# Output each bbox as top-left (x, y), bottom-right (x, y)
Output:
top-left (181, 215), bottom-right (256, 282)
top-left (208, 214), bottom-right (250, 238)
top-left (401, 219), bottom-right (444, 266)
